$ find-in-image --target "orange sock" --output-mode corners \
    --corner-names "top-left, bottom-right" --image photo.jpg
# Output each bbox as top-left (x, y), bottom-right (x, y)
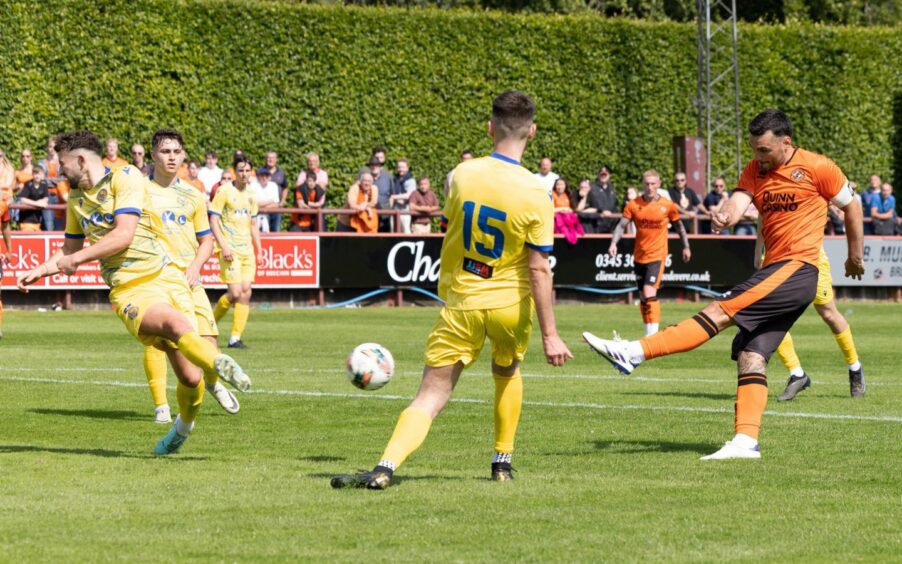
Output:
top-left (735, 373), bottom-right (768, 439)
top-left (640, 300), bottom-right (651, 323)
top-left (645, 298), bottom-right (660, 324)
top-left (640, 311), bottom-right (718, 360)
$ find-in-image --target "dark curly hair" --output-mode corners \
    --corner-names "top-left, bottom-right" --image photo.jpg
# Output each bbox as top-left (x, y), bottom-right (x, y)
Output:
top-left (54, 130), bottom-right (103, 156)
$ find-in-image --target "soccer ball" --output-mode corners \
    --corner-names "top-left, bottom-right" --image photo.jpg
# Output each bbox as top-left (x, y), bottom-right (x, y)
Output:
top-left (346, 343), bottom-right (395, 391)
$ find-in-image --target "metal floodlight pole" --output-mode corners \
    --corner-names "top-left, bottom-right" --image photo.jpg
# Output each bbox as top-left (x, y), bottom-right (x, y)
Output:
top-left (697, 0), bottom-right (742, 192)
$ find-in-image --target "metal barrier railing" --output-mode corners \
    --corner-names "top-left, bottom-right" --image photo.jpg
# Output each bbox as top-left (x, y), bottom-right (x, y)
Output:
top-left (5, 202), bottom-right (886, 234)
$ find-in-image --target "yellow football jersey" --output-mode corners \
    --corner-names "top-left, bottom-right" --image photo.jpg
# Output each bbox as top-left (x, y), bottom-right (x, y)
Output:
top-left (147, 177), bottom-right (211, 270)
top-left (65, 166), bottom-right (166, 287)
top-left (438, 153), bottom-right (554, 310)
top-left (209, 183), bottom-right (257, 257)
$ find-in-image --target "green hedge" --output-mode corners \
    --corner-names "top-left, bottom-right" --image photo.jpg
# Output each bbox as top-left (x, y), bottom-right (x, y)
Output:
top-left (1, 0), bottom-right (900, 211)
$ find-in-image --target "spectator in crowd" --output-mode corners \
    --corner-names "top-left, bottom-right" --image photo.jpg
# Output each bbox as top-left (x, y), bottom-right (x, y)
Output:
top-left (295, 152), bottom-right (329, 190)
top-left (371, 145), bottom-right (387, 166)
top-left (826, 203), bottom-right (846, 235)
top-left (870, 182), bottom-right (897, 235)
top-left (290, 170), bottom-right (326, 232)
top-left (552, 177), bottom-right (583, 244)
top-left (130, 144), bottom-right (150, 176)
top-left (389, 158), bottom-right (416, 233)
top-left (734, 198), bottom-right (758, 236)
top-left (259, 151), bottom-right (288, 208)
top-left (38, 137), bottom-right (63, 186)
top-left (668, 171), bottom-right (703, 233)
top-left (591, 165), bottom-right (618, 233)
top-left (17, 166), bottom-right (49, 232)
top-left (210, 169), bottom-right (234, 201)
top-left (626, 186), bottom-right (639, 202)
top-left (251, 168), bottom-right (281, 232)
top-left (198, 151), bottom-right (223, 195)
top-left (38, 137), bottom-right (64, 231)
top-left (15, 149), bottom-right (34, 192)
top-left (370, 156), bottom-right (394, 232)
top-left (573, 178), bottom-right (603, 234)
top-left (337, 170), bottom-right (378, 233)
top-left (408, 176), bottom-right (439, 234)
top-left (701, 177), bottom-right (728, 234)
top-left (183, 160), bottom-right (205, 193)
top-left (444, 149), bottom-right (475, 198)
top-left (101, 137), bottom-right (129, 169)
top-left (861, 174), bottom-right (881, 234)
top-left (535, 156), bottom-right (559, 190)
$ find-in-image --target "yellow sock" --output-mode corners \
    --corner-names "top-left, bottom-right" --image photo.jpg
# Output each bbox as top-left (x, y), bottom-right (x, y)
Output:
top-left (203, 368), bottom-right (219, 390)
top-left (176, 380), bottom-right (204, 424)
top-left (493, 370), bottom-right (523, 453)
top-left (232, 303), bottom-right (249, 339)
top-left (176, 332), bottom-right (218, 372)
top-left (213, 294), bottom-right (231, 322)
top-left (143, 345), bottom-right (169, 407)
top-left (379, 406), bottom-right (433, 469)
top-left (775, 333), bottom-right (802, 373)
top-left (833, 326), bottom-right (859, 366)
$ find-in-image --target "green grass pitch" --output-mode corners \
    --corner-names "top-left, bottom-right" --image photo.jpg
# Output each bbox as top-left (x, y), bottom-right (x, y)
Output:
top-left (0, 302), bottom-right (900, 561)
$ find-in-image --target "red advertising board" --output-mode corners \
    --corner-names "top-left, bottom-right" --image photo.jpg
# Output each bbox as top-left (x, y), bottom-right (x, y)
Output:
top-left (1, 234), bottom-right (319, 290)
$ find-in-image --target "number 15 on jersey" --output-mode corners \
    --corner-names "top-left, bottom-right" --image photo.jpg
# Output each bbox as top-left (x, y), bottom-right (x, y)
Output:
top-left (462, 201), bottom-right (507, 260)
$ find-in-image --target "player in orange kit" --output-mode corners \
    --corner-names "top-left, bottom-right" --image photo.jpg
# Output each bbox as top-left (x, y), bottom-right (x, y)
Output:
top-left (609, 169), bottom-right (691, 335)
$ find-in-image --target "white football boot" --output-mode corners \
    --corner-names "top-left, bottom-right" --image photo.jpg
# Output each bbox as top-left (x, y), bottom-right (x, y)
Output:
top-left (582, 331), bottom-right (640, 375)
top-left (208, 381), bottom-right (240, 414)
top-left (700, 434), bottom-right (761, 460)
top-left (154, 404), bottom-right (172, 424)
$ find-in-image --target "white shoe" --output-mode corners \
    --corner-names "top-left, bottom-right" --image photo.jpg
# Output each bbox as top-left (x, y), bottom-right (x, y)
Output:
top-left (208, 381), bottom-right (240, 414)
top-left (582, 331), bottom-right (638, 374)
top-left (154, 405), bottom-right (172, 424)
top-left (700, 437), bottom-right (761, 460)
top-left (213, 354), bottom-right (252, 392)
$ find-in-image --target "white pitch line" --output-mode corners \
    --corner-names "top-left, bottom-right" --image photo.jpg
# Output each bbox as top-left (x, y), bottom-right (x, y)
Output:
top-left (3, 375), bottom-right (902, 424)
top-left (3, 366), bottom-right (900, 387)
top-left (0, 367), bottom-right (129, 373)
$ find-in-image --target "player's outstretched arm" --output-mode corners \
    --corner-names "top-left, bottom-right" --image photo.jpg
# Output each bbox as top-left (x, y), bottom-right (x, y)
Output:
top-left (609, 217), bottom-right (630, 256)
top-left (712, 190), bottom-right (752, 232)
top-left (674, 220), bottom-right (691, 262)
top-left (17, 239), bottom-right (82, 292)
top-left (839, 196), bottom-right (864, 279)
top-left (528, 249), bottom-right (573, 367)
top-left (56, 213), bottom-right (139, 275)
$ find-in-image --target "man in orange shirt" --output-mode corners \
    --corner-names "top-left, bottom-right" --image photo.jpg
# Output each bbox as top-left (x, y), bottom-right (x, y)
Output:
top-left (101, 138), bottom-right (129, 169)
top-left (584, 109), bottom-right (864, 460)
top-left (184, 160), bottom-right (205, 193)
top-left (609, 169), bottom-right (690, 335)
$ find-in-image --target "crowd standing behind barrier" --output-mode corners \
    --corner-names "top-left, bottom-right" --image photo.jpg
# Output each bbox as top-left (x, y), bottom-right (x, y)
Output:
top-left (2, 143), bottom-right (899, 236)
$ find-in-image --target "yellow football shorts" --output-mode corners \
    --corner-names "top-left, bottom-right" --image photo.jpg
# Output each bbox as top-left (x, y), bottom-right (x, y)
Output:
top-left (219, 251), bottom-right (256, 284)
top-left (109, 265), bottom-right (198, 347)
top-left (192, 283), bottom-right (218, 336)
top-left (813, 247), bottom-right (834, 306)
top-left (425, 297), bottom-right (534, 368)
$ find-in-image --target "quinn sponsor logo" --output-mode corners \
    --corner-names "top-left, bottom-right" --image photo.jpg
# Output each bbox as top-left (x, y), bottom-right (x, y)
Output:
top-left (761, 192), bottom-right (798, 212)
top-left (636, 218), bottom-right (663, 229)
top-left (260, 245), bottom-right (314, 270)
top-left (387, 241), bottom-right (440, 283)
